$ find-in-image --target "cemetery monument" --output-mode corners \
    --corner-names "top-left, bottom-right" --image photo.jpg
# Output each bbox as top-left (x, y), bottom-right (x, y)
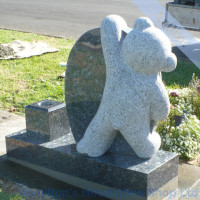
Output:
top-left (165, 0), bottom-right (200, 29)
top-left (6, 15), bottom-right (180, 200)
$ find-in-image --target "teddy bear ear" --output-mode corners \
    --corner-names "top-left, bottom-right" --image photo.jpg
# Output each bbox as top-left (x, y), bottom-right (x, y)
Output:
top-left (133, 17), bottom-right (154, 30)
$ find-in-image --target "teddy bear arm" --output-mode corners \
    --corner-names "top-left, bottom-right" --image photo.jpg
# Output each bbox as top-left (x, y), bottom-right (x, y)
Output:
top-left (150, 85), bottom-right (170, 122)
top-left (100, 15), bottom-right (127, 69)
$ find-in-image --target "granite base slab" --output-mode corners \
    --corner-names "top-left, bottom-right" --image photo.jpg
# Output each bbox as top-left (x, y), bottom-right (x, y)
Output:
top-left (6, 131), bottom-right (178, 200)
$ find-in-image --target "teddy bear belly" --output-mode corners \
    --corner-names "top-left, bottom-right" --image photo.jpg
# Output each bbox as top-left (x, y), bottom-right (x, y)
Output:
top-left (105, 93), bottom-right (150, 131)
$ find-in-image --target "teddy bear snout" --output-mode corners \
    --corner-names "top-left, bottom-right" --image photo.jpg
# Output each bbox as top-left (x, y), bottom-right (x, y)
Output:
top-left (164, 53), bottom-right (177, 72)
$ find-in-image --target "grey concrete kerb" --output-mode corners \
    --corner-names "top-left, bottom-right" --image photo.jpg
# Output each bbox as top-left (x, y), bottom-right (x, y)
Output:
top-left (0, 110), bottom-right (25, 156)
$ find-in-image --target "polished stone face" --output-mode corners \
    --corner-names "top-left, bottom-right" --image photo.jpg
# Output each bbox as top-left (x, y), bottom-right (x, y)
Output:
top-left (6, 130), bottom-right (178, 198)
top-left (65, 27), bottom-right (137, 156)
top-left (65, 28), bottom-right (105, 143)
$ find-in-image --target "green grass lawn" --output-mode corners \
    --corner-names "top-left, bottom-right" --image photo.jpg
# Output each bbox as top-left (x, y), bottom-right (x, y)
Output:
top-left (162, 60), bottom-right (200, 88)
top-left (0, 29), bottom-right (74, 115)
top-left (0, 29), bottom-right (200, 115)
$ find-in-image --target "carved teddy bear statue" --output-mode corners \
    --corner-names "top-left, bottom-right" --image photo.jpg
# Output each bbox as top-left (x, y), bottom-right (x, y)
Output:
top-left (76, 15), bottom-right (177, 159)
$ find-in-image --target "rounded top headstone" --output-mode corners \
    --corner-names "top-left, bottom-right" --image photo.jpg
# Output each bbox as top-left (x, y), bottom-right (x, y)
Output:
top-left (65, 28), bottom-right (135, 155)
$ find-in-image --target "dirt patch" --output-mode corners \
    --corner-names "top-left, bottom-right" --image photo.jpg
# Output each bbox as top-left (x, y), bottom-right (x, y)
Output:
top-left (16, 80), bottom-right (29, 90)
top-left (0, 44), bottom-right (15, 58)
top-left (0, 40), bottom-right (58, 59)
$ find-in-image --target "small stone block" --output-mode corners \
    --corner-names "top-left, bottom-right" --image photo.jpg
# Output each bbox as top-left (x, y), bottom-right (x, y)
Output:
top-left (25, 100), bottom-right (70, 140)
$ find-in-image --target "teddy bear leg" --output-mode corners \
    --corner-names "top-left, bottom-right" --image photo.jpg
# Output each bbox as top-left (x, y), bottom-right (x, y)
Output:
top-left (76, 114), bottom-right (116, 157)
top-left (121, 127), bottom-right (161, 159)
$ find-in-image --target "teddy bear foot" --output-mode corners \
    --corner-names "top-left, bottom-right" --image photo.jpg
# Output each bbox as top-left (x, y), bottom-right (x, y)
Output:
top-left (76, 139), bottom-right (106, 157)
top-left (134, 132), bottom-right (161, 159)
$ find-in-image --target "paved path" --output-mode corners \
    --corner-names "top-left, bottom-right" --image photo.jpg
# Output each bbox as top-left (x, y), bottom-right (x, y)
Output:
top-left (0, 110), bottom-right (25, 156)
top-left (0, 0), bottom-right (169, 39)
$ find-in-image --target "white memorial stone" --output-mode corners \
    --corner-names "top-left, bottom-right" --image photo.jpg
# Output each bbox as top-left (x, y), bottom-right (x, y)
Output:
top-left (77, 15), bottom-right (177, 158)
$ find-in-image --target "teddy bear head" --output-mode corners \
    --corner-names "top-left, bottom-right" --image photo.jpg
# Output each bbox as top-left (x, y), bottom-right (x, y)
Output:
top-left (121, 17), bottom-right (177, 74)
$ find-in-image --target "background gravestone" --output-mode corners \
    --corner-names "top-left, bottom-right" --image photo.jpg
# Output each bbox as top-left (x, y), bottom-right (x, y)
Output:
top-left (65, 28), bottom-right (136, 155)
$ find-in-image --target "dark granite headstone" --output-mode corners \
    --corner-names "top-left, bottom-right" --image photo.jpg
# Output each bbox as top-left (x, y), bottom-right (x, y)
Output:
top-left (174, 0), bottom-right (199, 6)
top-left (65, 28), bottom-right (136, 155)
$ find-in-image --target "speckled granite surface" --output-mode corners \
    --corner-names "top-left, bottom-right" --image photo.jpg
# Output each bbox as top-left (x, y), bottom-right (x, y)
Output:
top-left (65, 16), bottom-right (177, 159)
top-left (6, 131), bottom-right (178, 198)
top-left (76, 16), bottom-right (177, 158)
top-left (26, 100), bottom-right (70, 141)
top-left (65, 28), bottom-right (138, 156)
